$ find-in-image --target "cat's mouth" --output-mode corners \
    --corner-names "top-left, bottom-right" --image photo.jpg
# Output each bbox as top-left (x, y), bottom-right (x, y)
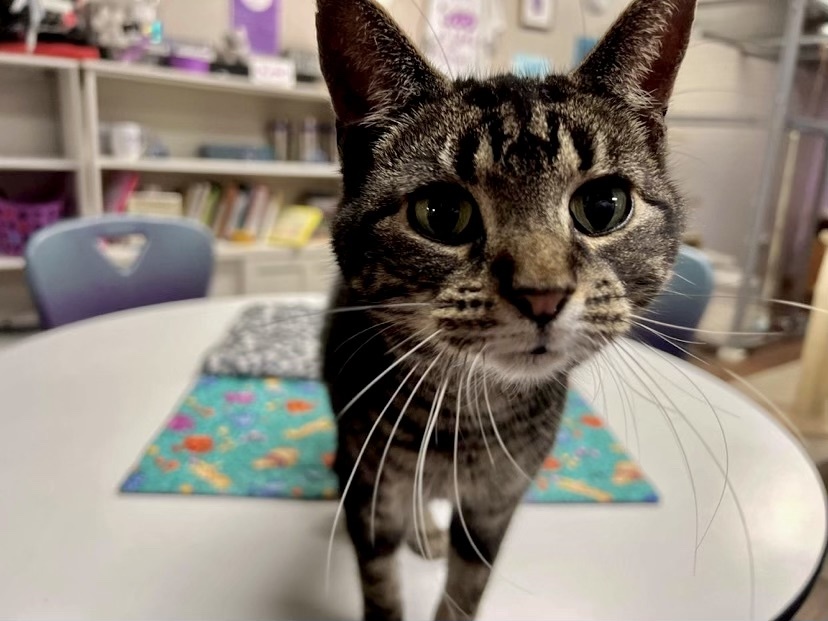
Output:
top-left (492, 344), bottom-right (566, 365)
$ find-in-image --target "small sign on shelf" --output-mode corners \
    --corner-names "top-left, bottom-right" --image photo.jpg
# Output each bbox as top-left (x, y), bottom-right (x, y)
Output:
top-left (249, 55), bottom-right (296, 88)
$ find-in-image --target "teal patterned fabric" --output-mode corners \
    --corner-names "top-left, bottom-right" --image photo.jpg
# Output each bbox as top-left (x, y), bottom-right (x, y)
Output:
top-left (122, 376), bottom-right (657, 504)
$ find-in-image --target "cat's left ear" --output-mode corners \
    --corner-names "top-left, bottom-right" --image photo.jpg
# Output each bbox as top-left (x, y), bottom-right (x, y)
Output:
top-left (574, 0), bottom-right (697, 113)
top-left (316, 0), bottom-right (447, 125)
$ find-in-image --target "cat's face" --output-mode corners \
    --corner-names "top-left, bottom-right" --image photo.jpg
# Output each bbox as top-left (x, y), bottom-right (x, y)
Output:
top-left (318, 0), bottom-right (695, 383)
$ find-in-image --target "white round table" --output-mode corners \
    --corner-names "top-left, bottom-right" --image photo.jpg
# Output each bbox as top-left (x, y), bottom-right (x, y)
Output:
top-left (0, 296), bottom-right (824, 621)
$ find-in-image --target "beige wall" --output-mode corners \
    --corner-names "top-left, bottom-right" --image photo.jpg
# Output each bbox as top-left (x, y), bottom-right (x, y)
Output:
top-left (158, 0), bottom-right (778, 263)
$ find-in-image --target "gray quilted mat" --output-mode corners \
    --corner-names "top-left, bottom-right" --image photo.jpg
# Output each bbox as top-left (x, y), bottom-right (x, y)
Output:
top-left (203, 302), bottom-right (325, 380)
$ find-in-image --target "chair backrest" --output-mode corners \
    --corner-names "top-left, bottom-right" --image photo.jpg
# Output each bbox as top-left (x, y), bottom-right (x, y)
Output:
top-left (630, 245), bottom-right (714, 358)
top-left (25, 216), bottom-right (214, 328)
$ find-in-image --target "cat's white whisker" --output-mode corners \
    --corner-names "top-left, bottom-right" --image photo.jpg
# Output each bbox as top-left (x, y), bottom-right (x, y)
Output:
top-left (669, 397), bottom-right (757, 620)
top-left (370, 351), bottom-right (445, 544)
top-left (597, 342), bottom-right (638, 453)
top-left (623, 338), bottom-right (730, 551)
top-left (466, 349), bottom-right (494, 464)
top-left (452, 375), bottom-right (535, 597)
top-left (611, 343), bottom-right (702, 572)
top-left (336, 329), bottom-right (442, 422)
top-left (267, 301), bottom-right (433, 331)
top-left (386, 327), bottom-right (429, 355)
top-left (624, 333), bottom-right (756, 618)
top-left (337, 321), bottom-right (404, 376)
top-left (325, 361), bottom-right (421, 593)
top-left (453, 375), bottom-right (494, 571)
top-left (440, 590), bottom-right (471, 619)
top-left (630, 315), bottom-right (782, 338)
top-left (482, 357), bottom-right (533, 483)
top-left (413, 375), bottom-right (449, 559)
top-left (333, 319), bottom-right (395, 353)
top-left (633, 321), bottom-right (804, 441)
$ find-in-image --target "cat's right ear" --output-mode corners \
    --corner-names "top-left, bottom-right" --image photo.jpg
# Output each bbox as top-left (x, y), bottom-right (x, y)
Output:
top-left (316, 0), bottom-right (447, 125)
top-left (574, 0), bottom-right (697, 113)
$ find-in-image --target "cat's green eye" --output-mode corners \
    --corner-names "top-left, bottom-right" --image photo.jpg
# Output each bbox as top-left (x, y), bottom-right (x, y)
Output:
top-left (407, 185), bottom-right (482, 245)
top-left (569, 177), bottom-right (633, 236)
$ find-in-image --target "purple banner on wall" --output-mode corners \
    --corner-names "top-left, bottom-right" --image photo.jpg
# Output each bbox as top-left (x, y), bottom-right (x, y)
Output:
top-left (232, 0), bottom-right (280, 55)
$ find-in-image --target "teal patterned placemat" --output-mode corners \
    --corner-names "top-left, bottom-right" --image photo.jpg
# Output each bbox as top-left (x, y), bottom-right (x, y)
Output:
top-left (122, 376), bottom-right (657, 504)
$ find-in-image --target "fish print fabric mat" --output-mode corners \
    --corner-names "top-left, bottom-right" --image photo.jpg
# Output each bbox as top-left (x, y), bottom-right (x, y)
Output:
top-left (122, 376), bottom-right (658, 504)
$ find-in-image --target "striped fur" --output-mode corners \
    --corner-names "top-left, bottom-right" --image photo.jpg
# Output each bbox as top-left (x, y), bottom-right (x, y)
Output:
top-left (316, 0), bottom-right (696, 619)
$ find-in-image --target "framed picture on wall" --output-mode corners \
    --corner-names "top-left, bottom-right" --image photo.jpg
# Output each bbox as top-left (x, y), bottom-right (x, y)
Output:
top-left (520, 0), bottom-right (555, 31)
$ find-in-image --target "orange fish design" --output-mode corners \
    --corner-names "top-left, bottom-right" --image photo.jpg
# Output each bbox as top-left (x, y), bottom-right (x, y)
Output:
top-left (175, 435), bottom-right (214, 453)
top-left (580, 415), bottom-right (604, 428)
top-left (542, 456), bottom-right (560, 471)
top-left (286, 400), bottom-right (315, 415)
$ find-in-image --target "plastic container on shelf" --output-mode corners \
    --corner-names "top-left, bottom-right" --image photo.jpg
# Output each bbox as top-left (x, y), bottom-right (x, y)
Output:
top-left (0, 196), bottom-right (63, 256)
top-left (268, 120), bottom-right (291, 161)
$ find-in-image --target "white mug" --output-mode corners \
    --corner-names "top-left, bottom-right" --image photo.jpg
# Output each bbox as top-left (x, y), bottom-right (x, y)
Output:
top-left (110, 122), bottom-right (147, 160)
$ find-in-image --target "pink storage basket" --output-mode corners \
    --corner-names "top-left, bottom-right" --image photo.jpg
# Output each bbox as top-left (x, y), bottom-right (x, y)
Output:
top-left (0, 196), bottom-right (64, 256)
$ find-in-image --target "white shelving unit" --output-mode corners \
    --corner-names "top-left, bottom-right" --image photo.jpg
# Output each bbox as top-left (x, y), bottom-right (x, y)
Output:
top-left (81, 59), bottom-right (340, 296)
top-left (0, 55), bottom-right (341, 321)
top-left (0, 53), bottom-right (88, 323)
top-left (0, 52), bottom-right (86, 193)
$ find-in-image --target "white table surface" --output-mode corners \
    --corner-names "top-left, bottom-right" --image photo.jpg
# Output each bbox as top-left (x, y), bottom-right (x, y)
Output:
top-left (0, 296), bottom-right (824, 621)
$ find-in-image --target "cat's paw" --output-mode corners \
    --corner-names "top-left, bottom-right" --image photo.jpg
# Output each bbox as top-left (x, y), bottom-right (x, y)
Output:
top-left (406, 525), bottom-right (448, 559)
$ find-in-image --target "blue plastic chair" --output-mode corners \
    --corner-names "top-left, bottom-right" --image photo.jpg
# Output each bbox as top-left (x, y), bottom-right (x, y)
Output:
top-left (25, 216), bottom-right (214, 328)
top-left (630, 245), bottom-right (714, 358)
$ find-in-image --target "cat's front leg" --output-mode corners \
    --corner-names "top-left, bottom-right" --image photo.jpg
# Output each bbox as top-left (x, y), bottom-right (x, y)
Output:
top-left (434, 499), bottom-right (519, 621)
top-left (343, 475), bottom-right (409, 621)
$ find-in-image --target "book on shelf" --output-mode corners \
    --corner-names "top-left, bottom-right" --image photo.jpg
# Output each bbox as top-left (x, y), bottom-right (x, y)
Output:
top-left (224, 185), bottom-right (250, 239)
top-left (259, 191), bottom-right (284, 243)
top-left (203, 183), bottom-right (222, 228)
top-left (127, 190), bottom-right (184, 218)
top-left (178, 181), bottom-right (286, 244)
top-left (105, 177), bottom-right (326, 248)
top-left (243, 184), bottom-right (270, 237)
top-left (267, 204), bottom-right (324, 247)
top-left (103, 171), bottom-right (140, 213)
top-left (184, 181), bottom-right (210, 221)
top-left (212, 182), bottom-right (238, 237)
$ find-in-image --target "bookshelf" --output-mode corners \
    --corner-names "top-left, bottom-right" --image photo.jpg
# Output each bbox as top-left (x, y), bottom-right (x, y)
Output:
top-left (0, 55), bottom-right (341, 323)
top-left (81, 59), bottom-right (340, 295)
top-left (0, 52), bottom-right (87, 207)
top-left (0, 53), bottom-right (88, 325)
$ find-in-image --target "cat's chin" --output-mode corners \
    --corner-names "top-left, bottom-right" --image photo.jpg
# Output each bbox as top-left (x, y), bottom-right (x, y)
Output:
top-left (484, 348), bottom-right (574, 384)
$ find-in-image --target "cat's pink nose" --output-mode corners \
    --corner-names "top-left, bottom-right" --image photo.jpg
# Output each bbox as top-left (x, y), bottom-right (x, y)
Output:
top-left (517, 289), bottom-right (571, 327)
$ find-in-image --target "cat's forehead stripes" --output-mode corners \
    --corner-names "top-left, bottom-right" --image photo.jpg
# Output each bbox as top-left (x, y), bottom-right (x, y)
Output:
top-left (450, 81), bottom-right (598, 183)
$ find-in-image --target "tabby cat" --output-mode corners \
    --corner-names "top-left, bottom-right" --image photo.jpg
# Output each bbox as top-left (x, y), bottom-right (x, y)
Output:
top-left (317, 0), bottom-right (696, 619)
